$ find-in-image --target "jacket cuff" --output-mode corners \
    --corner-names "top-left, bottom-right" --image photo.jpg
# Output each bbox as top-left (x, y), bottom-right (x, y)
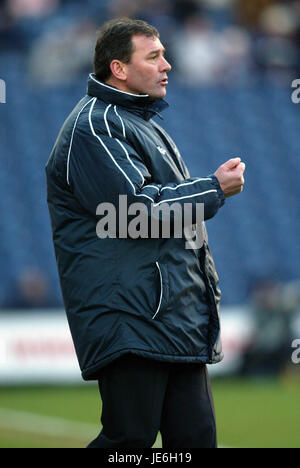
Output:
top-left (210, 175), bottom-right (225, 207)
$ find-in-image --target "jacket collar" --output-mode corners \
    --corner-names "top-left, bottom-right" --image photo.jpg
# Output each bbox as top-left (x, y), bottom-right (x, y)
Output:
top-left (87, 73), bottom-right (169, 121)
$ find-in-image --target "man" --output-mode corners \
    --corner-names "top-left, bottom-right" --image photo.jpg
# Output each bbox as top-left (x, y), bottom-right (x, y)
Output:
top-left (46, 18), bottom-right (245, 448)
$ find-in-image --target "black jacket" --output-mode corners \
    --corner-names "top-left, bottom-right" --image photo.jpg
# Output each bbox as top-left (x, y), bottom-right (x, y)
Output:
top-left (46, 74), bottom-right (225, 380)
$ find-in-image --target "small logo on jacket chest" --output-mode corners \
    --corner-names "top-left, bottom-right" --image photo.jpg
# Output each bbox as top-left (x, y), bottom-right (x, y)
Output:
top-left (157, 146), bottom-right (167, 156)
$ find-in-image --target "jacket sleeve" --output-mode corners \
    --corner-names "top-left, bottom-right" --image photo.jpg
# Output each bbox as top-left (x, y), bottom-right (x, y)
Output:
top-left (68, 125), bottom-right (225, 228)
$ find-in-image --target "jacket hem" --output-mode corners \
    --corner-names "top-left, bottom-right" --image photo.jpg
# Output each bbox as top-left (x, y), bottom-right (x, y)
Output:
top-left (81, 347), bottom-right (214, 381)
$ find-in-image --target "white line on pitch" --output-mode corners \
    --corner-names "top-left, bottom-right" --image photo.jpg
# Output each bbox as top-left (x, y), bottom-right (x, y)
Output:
top-left (0, 407), bottom-right (232, 447)
top-left (0, 407), bottom-right (99, 441)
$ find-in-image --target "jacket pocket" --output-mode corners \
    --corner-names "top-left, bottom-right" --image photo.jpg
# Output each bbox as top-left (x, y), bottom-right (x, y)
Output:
top-left (152, 262), bottom-right (170, 320)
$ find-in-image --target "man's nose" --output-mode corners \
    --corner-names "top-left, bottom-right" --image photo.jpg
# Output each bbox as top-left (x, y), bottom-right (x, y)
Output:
top-left (161, 57), bottom-right (172, 72)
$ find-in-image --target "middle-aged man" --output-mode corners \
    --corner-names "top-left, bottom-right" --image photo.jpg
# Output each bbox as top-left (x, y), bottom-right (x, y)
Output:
top-left (46, 18), bottom-right (245, 448)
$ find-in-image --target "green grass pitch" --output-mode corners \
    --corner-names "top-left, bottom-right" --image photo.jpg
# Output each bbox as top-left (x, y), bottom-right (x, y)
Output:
top-left (0, 376), bottom-right (299, 448)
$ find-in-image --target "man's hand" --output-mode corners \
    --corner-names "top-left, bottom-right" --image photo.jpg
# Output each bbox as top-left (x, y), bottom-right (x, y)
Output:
top-left (214, 158), bottom-right (246, 198)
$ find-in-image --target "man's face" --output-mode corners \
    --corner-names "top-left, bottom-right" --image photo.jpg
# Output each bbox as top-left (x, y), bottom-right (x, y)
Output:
top-left (124, 35), bottom-right (172, 99)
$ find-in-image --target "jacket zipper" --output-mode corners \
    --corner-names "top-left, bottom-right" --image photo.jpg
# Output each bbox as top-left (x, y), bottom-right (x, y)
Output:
top-left (152, 262), bottom-right (163, 320)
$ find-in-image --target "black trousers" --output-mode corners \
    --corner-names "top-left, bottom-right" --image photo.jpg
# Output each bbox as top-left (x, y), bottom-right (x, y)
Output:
top-left (87, 354), bottom-right (217, 448)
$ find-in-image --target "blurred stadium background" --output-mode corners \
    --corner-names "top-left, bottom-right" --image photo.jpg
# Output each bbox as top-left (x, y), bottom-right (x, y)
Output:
top-left (0, 0), bottom-right (299, 448)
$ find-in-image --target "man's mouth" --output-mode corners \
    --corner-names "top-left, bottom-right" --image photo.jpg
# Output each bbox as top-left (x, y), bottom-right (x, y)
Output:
top-left (159, 78), bottom-right (168, 85)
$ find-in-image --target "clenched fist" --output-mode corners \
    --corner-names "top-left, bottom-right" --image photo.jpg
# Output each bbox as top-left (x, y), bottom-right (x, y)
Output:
top-left (214, 158), bottom-right (245, 198)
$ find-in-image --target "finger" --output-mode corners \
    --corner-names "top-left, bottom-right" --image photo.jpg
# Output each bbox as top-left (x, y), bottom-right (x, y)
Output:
top-left (232, 162), bottom-right (246, 175)
top-left (239, 162), bottom-right (246, 173)
top-left (225, 157), bottom-right (242, 169)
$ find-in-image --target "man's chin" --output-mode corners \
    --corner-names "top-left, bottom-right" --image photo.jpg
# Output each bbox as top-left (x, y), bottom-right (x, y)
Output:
top-left (149, 87), bottom-right (167, 100)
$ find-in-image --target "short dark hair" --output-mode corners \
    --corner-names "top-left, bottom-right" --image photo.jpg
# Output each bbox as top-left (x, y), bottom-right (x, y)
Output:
top-left (94, 18), bottom-right (159, 82)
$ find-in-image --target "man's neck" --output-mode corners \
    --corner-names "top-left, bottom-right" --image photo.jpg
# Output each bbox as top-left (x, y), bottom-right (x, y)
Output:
top-left (105, 77), bottom-right (146, 96)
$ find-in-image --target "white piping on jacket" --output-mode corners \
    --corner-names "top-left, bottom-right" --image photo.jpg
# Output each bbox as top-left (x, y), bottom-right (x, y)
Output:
top-left (152, 262), bottom-right (163, 320)
top-left (160, 178), bottom-right (212, 192)
top-left (153, 190), bottom-right (217, 207)
top-left (66, 97), bottom-right (95, 185)
top-left (88, 98), bottom-right (155, 204)
top-left (104, 104), bottom-right (112, 137)
top-left (89, 97), bottom-right (218, 206)
top-left (89, 73), bottom-right (149, 98)
top-left (114, 105), bottom-right (126, 138)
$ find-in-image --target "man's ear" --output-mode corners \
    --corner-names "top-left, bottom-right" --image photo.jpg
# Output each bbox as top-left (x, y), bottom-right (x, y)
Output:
top-left (110, 60), bottom-right (127, 81)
